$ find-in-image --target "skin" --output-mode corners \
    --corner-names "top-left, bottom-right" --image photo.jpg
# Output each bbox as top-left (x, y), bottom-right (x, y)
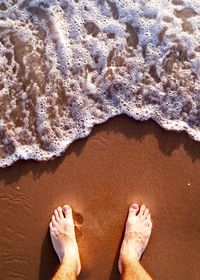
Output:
top-left (50, 203), bottom-right (153, 280)
top-left (119, 203), bottom-right (153, 280)
top-left (50, 205), bottom-right (81, 279)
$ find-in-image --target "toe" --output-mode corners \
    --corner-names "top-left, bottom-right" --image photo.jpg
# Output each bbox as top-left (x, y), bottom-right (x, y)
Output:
top-left (129, 203), bottom-right (139, 215)
top-left (57, 207), bottom-right (64, 219)
top-left (63, 205), bottom-right (75, 228)
top-left (63, 204), bottom-right (73, 219)
top-left (144, 208), bottom-right (149, 219)
top-left (146, 214), bottom-right (152, 227)
top-left (138, 204), bottom-right (146, 217)
top-left (49, 221), bottom-right (54, 231)
top-left (52, 215), bottom-right (57, 227)
top-left (54, 208), bottom-right (60, 222)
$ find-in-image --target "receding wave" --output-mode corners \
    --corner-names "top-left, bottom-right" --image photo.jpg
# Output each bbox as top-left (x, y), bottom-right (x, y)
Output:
top-left (0, 0), bottom-right (200, 167)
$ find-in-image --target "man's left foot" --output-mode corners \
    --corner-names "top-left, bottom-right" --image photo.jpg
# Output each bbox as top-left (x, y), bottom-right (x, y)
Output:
top-left (49, 205), bottom-right (81, 275)
top-left (118, 203), bottom-right (152, 274)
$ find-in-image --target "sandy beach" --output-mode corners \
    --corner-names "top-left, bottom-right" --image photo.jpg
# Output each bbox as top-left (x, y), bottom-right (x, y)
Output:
top-left (0, 115), bottom-right (199, 280)
top-left (1, 1), bottom-right (200, 279)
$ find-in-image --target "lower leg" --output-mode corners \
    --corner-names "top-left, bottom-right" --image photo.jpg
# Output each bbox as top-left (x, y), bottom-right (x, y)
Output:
top-left (119, 204), bottom-right (153, 280)
top-left (52, 256), bottom-right (77, 280)
top-left (121, 261), bottom-right (152, 280)
top-left (50, 205), bottom-right (81, 280)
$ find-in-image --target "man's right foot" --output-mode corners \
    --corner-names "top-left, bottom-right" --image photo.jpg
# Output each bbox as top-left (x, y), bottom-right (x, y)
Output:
top-left (49, 205), bottom-right (81, 275)
top-left (118, 203), bottom-right (152, 274)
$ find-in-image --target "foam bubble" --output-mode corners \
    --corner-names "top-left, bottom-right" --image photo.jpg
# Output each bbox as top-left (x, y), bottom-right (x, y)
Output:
top-left (0, 0), bottom-right (200, 167)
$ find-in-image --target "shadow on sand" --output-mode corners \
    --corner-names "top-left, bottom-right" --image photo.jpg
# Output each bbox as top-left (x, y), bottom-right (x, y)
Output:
top-left (1, 115), bottom-right (199, 186)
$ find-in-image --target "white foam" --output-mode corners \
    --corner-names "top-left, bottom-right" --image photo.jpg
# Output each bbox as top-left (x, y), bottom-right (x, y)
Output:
top-left (0, 0), bottom-right (200, 167)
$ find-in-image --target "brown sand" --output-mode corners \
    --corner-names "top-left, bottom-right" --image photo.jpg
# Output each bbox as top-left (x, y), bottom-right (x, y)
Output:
top-left (0, 115), bottom-right (200, 280)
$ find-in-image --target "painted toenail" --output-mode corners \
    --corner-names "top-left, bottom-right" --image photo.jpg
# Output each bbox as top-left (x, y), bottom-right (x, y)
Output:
top-left (131, 203), bottom-right (138, 209)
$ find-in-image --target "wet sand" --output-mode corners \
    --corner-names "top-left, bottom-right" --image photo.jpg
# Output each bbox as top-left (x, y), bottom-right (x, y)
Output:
top-left (0, 115), bottom-right (200, 280)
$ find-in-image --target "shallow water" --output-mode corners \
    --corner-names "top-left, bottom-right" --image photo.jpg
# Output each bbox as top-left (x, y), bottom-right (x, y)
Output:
top-left (0, 0), bottom-right (200, 167)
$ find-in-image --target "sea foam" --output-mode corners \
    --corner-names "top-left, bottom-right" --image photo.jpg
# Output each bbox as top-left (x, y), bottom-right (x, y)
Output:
top-left (0, 0), bottom-right (200, 167)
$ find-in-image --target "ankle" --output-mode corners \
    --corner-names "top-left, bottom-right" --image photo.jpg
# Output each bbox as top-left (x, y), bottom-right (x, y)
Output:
top-left (61, 255), bottom-right (78, 274)
top-left (121, 260), bottom-right (140, 274)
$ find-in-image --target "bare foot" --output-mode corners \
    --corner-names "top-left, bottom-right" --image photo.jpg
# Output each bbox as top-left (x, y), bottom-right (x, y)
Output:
top-left (118, 203), bottom-right (152, 274)
top-left (49, 205), bottom-right (81, 275)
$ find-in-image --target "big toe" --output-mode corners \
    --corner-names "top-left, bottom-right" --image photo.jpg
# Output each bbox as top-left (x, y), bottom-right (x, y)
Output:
top-left (129, 203), bottom-right (139, 216)
top-left (63, 205), bottom-right (73, 221)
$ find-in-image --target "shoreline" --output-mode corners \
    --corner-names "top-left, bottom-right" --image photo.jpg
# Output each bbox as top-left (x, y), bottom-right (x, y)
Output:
top-left (0, 115), bottom-right (200, 280)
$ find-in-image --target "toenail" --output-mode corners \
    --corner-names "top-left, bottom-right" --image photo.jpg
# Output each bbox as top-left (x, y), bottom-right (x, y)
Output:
top-left (131, 203), bottom-right (138, 209)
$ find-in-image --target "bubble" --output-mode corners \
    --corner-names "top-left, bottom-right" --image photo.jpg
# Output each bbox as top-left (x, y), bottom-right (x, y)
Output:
top-left (1, 0), bottom-right (200, 167)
